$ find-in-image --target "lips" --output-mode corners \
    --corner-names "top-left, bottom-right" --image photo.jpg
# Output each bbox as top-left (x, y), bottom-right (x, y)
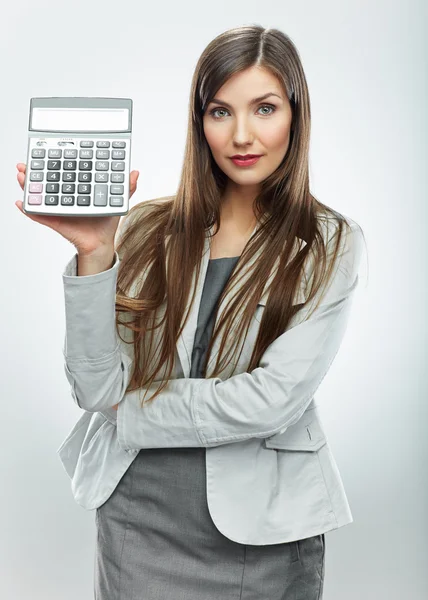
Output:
top-left (230, 155), bottom-right (262, 167)
top-left (230, 154), bottom-right (261, 159)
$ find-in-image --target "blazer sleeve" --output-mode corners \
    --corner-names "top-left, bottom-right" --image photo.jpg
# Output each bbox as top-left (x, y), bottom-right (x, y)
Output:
top-left (62, 249), bottom-right (122, 425)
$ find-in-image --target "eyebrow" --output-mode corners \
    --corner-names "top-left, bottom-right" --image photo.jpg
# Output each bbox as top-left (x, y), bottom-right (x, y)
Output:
top-left (207, 92), bottom-right (283, 109)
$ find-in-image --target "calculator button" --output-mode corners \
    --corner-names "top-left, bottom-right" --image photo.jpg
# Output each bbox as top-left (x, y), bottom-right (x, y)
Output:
top-left (111, 173), bottom-right (124, 183)
top-left (29, 183), bottom-right (43, 193)
top-left (30, 172), bottom-right (44, 181)
top-left (95, 161), bottom-right (109, 171)
top-left (77, 196), bottom-right (91, 206)
top-left (31, 160), bottom-right (45, 170)
top-left (31, 149), bottom-right (46, 158)
top-left (45, 195), bottom-right (59, 205)
top-left (61, 196), bottom-right (75, 205)
top-left (96, 141), bottom-right (110, 148)
top-left (79, 161), bottom-right (92, 171)
top-left (111, 161), bottom-right (125, 171)
top-left (78, 172), bottom-right (92, 182)
top-left (63, 172), bottom-right (76, 182)
top-left (46, 183), bottom-right (59, 193)
top-left (110, 196), bottom-right (124, 206)
top-left (94, 184), bottom-right (108, 206)
top-left (95, 172), bottom-right (109, 182)
top-left (80, 141), bottom-right (94, 147)
top-left (110, 185), bottom-right (124, 194)
top-left (112, 150), bottom-right (125, 160)
top-left (64, 161), bottom-right (77, 170)
top-left (48, 160), bottom-right (61, 170)
top-left (79, 149), bottom-right (93, 159)
top-left (47, 172), bottom-right (60, 181)
top-left (64, 149), bottom-right (78, 159)
top-left (48, 149), bottom-right (62, 158)
top-left (112, 141), bottom-right (126, 148)
top-left (28, 195), bottom-right (42, 204)
top-left (78, 184), bottom-right (91, 194)
top-left (96, 150), bottom-right (110, 159)
top-left (62, 183), bottom-right (75, 194)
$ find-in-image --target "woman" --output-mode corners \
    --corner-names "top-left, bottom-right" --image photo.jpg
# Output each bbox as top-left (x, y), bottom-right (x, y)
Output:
top-left (16, 24), bottom-right (366, 600)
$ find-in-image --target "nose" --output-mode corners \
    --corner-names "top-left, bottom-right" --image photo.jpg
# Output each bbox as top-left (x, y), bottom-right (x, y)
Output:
top-left (232, 117), bottom-right (254, 146)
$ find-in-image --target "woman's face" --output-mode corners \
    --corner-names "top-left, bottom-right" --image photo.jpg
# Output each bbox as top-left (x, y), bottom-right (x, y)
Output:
top-left (202, 66), bottom-right (293, 195)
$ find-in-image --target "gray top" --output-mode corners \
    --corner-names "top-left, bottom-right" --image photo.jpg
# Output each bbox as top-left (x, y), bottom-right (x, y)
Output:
top-left (190, 256), bottom-right (240, 379)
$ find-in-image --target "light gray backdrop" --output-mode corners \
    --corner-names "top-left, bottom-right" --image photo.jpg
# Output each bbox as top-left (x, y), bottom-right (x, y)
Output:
top-left (1, 0), bottom-right (426, 598)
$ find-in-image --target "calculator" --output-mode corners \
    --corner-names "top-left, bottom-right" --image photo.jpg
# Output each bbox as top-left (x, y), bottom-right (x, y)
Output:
top-left (23, 97), bottom-right (133, 217)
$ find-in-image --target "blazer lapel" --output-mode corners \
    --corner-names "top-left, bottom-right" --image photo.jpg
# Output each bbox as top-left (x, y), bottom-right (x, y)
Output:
top-left (165, 217), bottom-right (307, 379)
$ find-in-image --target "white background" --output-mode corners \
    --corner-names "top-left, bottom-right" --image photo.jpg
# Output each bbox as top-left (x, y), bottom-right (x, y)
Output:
top-left (1, 0), bottom-right (426, 598)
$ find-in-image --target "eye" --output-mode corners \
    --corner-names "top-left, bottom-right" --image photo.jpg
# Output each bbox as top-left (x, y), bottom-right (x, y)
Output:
top-left (209, 104), bottom-right (277, 119)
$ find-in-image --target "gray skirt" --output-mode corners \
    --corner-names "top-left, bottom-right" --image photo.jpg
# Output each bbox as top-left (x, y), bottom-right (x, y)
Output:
top-left (94, 446), bottom-right (325, 600)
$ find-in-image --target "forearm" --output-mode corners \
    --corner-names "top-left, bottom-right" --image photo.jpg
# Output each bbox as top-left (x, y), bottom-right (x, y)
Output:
top-left (116, 293), bottom-right (354, 450)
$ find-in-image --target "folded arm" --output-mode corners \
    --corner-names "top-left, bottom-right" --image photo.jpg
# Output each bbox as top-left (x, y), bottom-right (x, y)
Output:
top-left (62, 221), bottom-right (364, 449)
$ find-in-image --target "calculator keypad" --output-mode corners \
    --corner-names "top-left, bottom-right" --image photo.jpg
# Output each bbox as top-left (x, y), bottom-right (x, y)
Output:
top-left (27, 140), bottom-right (129, 209)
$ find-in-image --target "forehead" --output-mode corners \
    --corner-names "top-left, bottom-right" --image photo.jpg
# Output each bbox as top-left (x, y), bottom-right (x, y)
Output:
top-left (213, 66), bottom-right (284, 99)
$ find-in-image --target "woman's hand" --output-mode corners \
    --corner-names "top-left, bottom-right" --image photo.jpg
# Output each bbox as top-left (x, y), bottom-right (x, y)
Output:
top-left (15, 163), bottom-right (140, 255)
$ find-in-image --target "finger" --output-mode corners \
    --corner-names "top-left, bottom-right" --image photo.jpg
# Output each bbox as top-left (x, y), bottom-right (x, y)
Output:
top-left (15, 201), bottom-right (37, 219)
top-left (17, 172), bottom-right (25, 190)
top-left (16, 163), bottom-right (26, 172)
top-left (129, 170), bottom-right (140, 194)
top-left (15, 199), bottom-right (35, 217)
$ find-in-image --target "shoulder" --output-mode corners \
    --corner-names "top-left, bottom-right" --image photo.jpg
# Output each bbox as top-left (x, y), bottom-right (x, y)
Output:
top-left (306, 212), bottom-right (366, 285)
top-left (317, 213), bottom-right (365, 264)
top-left (317, 211), bottom-right (363, 243)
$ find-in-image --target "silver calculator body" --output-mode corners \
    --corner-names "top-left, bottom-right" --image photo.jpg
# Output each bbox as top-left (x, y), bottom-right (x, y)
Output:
top-left (23, 97), bottom-right (133, 217)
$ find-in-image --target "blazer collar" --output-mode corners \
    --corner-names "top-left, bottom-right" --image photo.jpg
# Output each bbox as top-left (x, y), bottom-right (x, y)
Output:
top-left (166, 216), bottom-right (307, 379)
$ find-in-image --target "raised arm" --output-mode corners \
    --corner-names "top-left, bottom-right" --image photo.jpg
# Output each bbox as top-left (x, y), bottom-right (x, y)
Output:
top-left (62, 204), bottom-right (143, 420)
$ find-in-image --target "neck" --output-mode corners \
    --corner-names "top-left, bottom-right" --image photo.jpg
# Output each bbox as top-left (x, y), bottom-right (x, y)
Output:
top-left (220, 188), bottom-right (259, 233)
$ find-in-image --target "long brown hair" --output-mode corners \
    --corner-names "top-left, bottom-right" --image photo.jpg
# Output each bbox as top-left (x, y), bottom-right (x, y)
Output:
top-left (114, 24), bottom-right (366, 407)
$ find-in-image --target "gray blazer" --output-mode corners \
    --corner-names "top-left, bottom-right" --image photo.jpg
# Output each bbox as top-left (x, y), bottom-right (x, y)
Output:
top-left (57, 210), bottom-right (364, 545)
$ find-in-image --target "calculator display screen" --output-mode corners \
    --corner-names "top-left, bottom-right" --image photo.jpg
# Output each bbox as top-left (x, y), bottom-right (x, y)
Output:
top-left (31, 107), bottom-right (129, 132)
